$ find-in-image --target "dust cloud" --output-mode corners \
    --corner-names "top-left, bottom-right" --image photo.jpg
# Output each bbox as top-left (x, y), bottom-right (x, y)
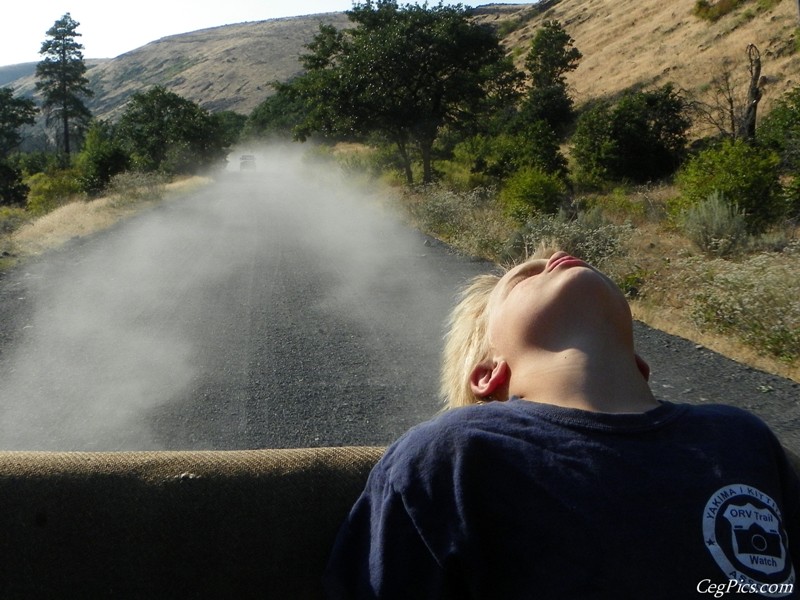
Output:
top-left (0, 144), bottom-right (471, 450)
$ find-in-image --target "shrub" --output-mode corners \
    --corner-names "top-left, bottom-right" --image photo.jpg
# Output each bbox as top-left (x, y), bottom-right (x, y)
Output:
top-left (13, 151), bottom-right (59, 177)
top-left (75, 121), bottom-right (130, 196)
top-left (758, 85), bottom-right (800, 172)
top-left (500, 167), bottom-right (567, 223)
top-left (584, 187), bottom-right (649, 224)
top-left (694, 0), bottom-right (779, 21)
top-left (108, 172), bottom-right (167, 206)
top-left (443, 126), bottom-right (568, 190)
top-left (693, 0), bottom-right (745, 21)
top-left (676, 139), bottom-right (782, 233)
top-left (503, 213), bottom-right (631, 272)
top-left (406, 185), bottom-right (511, 258)
top-left (24, 170), bottom-right (83, 216)
top-left (782, 176), bottom-right (800, 220)
top-left (690, 253), bottom-right (800, 361)
top-left (571, 85), bottom-right (690, 185)
top-left (571, 101), bottom-right (615, 187)
top-left (0, 206), bottom-right (30, 234)
top-left (0, 161), bottom-right (28, 207)
top-left (682, 191), bottom-right (749, 257)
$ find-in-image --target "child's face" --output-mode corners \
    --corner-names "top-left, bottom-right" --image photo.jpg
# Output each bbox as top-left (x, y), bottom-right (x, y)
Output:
top-left (486, 251), bottom-right (631, 362)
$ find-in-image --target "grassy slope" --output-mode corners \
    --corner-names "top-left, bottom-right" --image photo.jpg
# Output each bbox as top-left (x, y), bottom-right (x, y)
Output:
top-left (6, 1), bottom-right (796, 121)
top-left (494, 0), bottom-right (799, 123)
top-left (6, 14), bottom-right (352, 120)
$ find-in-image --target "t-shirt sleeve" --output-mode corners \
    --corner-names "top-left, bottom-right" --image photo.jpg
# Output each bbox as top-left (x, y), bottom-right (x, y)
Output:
top-left (323, 458), bottom-right (450, 600)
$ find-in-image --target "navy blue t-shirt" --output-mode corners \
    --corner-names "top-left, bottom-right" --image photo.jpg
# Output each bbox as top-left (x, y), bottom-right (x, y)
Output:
top-left (324, 400), bottom-right (800, 599)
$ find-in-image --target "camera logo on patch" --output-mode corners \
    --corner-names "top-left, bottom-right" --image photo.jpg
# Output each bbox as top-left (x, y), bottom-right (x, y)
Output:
top-left (703, 484), bottom-right (796, 597)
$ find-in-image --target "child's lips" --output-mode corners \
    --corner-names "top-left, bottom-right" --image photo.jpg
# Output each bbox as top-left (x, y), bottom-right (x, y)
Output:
top-left (547, 254), bottom-right (588, 272)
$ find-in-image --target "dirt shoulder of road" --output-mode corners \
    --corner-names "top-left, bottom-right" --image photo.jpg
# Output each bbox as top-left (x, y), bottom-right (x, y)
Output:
top-left (1, 177), bottom-right (211, 271)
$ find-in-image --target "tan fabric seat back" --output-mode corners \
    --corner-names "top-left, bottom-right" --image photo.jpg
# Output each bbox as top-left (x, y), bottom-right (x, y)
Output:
top-left (0, 447), bottom-right (384, 600)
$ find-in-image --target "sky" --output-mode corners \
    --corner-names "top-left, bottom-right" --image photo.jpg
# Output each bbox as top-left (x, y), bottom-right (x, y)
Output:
top-left (2, 1), bottom-right (527, 67)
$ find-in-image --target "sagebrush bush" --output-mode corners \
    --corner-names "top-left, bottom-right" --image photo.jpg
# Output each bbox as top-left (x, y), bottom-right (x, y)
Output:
top-left (676, 139), bottom-right (782, 233)
top-left (24, 170), bottom-right (84, 216)
top-left (503, 213), bottom-right (631, 271)
top-left (782, 176), bottom-right (800, 220)
top-left (690, 252), bottom-right (800, 362)
top-left (0, 206), bottom-right (30, 234)
top-left (334, 148), bottom-right (384, 182)
top-left (585, 187), bottom-right (649, 224)
top-left (108, 172), bottom-right (167, 206)
top-left (500, 167), bottom-right (567, 223)
top-left (693, 0), bottom-right (745, 21)
top-left (682, 191), bottom-right (749, 257)
top-left (405, 185), bottom-right (511, 258)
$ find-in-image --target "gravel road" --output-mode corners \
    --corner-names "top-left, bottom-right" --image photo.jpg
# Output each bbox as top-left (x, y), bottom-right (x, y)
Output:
top-left (0, 150), bottom-right (797, 452)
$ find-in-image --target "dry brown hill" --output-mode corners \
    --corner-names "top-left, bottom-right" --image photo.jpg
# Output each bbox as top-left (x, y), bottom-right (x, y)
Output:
top-left (490, 0), bottom-right (799, 131)
top-left (4, 1), bottom-right (799, 125)
top-left (5, 13), bottom-right (351, 120)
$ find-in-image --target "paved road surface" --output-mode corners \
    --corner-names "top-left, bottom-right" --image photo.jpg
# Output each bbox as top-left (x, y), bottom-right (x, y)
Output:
top-left (0, 150), bottom-right (797, 452)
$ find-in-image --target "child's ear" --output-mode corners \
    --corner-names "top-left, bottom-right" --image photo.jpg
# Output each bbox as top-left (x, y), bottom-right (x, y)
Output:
top-left (469, 360), bottom-right (509, 399)
top-left (635, 353), bottom-right (650, 382)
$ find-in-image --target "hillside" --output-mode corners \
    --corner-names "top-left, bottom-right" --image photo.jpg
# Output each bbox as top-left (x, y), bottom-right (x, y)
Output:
top-left (2, 1), bottom-right (799, 125)
top-left (0, 63), bottom-right (39, 87)
top-left (493, 0), bottom-right (800, 128)
top-left (4, 13), bottom-right (351, 120)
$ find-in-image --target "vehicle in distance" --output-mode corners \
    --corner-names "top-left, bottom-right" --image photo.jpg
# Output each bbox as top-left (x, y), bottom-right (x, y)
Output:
top-left (240, 155), bottom-right (257, 170)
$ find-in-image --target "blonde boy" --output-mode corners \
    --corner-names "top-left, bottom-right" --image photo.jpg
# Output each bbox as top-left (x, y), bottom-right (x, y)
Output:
top-left (325, 248), bottom-right (799, 599)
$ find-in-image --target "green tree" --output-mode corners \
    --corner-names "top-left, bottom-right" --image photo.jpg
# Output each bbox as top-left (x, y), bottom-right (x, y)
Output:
top-left (0, 87), bottom-right (38, 206)
top-left (570, 101), bottom-right (616, 186)
top-left (450, 120), bottom-right (568, 185)
top-left (75, 120), bottom-right (129, 195)
top-left (610, 85), bottom-right (690, 180)
top-left (287, 0), bottom-right (520, 184)
top-left (245, 86), bottom-right (309, 139)
top-left (758, 85), bottom-right (800, 217)
top-left (0, 88), bottom-right (38, 159)
top-left (35, 13), bottom-right (93, 161)
top-left (572, 85), bottom-right (690, 184)
top-left (500, 166), bottom-right (568, 223)
top-left (758, 85), bottom-right (800, 171)
top-left (116, 86), bottom-right (229, 174)
top-left (520, 20), bottom-right (582, 133)
top-left (215, 111), bottom-right (248, 147)
top-left (676, 139), bottom-right (782, 233)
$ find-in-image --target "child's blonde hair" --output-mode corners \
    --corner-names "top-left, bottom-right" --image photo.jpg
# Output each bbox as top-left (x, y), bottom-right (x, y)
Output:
top-left (440, 243), bottom-right (561, 410)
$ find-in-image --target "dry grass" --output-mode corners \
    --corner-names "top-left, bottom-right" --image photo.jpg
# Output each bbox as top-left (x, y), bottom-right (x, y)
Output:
top-left (2, 176), bottom-right (210, 263)
top-left (491, 0), bottom-right (800, 130)
top-left (633, 241), bottom-right (800, 368)
top-left (390, 179), bottom-right (800, 383)
top-left (631, 302), bottom-right (800, 381)
top-left (11, 196), bottom-right (127, 256)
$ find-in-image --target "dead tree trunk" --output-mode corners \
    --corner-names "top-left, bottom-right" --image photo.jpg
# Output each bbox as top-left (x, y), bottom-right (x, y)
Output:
top-left (738, 44), bottom-right (764, 140)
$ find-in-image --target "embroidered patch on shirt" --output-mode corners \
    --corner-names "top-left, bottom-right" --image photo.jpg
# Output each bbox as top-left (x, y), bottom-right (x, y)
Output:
top-left (703, 484), bottom-right (796, 596)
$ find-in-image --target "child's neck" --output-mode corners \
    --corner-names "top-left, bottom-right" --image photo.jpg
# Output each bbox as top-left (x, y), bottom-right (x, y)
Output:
top-left (511, 346), bottom-right (659, 414)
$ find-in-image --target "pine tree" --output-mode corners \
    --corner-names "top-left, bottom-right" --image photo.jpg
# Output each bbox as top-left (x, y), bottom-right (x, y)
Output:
top-left (521, 20), bottom-right (582, 134)
top-left (35, 13), bottom-right (93, 161)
